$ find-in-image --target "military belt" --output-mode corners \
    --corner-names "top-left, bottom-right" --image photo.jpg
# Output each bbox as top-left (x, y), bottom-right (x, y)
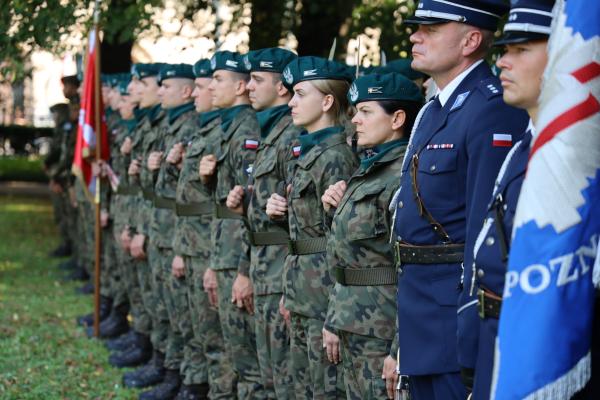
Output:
top-left (477, 288), bottom-right (502, 319)
top-left (154, 196), bottom-right (175, 210)
top-left (142, 189), bottom-right (155, 202)
top-left (250, 231), bottom-right (290, 246)
top-left (214, 204), bottom-right (243, 220)
top-left (334, 265), bottom-right (397, 286)
top-left (175, 202), bottom-right (214, 216)
top-left (115, 185), bottom-right (140, 196)
top-left (288, 237), bottom-right (327, 255)
top-left (394, 242), bottom-right (464, 265)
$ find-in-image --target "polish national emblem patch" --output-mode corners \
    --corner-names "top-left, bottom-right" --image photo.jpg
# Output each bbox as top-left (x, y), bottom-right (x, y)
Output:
top-left (349, 83), bottom-right (359, 103)
top-left (283, 67), bottom-right (293, 86)
top-left (243, 55), bottom-right (252, 71)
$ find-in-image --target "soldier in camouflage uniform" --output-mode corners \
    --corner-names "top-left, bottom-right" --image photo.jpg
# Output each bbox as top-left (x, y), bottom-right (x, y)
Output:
top-left (168, 58), bottom-right (235, 400)
top-left (266, 57), bottom-right (357, 399)
top-left (198, 51), bottom-right (264, 399)
top-left (225, 48), bottom-right (300, 400)
top-left (123, 63), bottom-right (173, 390)
top-left (321, 73), bottom-right (422, 399)
top-left (138, 63), bottom-right (198, 400)
top-left (104, 76), bottom-right (155, 368)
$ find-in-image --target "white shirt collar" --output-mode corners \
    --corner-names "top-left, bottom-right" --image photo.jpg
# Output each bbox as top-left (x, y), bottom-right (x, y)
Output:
top-left (436, 59), bottom-right (484, 107)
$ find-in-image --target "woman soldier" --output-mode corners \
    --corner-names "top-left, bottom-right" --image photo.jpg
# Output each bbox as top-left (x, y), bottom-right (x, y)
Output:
top-left (266, 56), bottom-right (357, 399)
top-left (321, 72), bottom-right (423, 399)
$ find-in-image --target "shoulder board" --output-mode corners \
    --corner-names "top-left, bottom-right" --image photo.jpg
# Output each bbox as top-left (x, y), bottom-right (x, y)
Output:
top-left (477, 78), bottom-right (503, 100)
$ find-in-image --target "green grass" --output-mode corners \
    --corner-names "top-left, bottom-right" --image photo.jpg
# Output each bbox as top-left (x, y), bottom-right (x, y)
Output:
top-left (0, 157), bottom-right (47, 183)
top-left (0, 195), bottom-right (139, 399)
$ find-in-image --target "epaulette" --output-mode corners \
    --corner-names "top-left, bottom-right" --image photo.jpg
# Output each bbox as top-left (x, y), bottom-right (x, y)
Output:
top-left (477, 78), bottom-right (503, 100)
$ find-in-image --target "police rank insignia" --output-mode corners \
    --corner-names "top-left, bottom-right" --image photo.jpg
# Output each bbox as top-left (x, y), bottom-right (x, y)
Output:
top-left (349, 83), bottom-right (359, 102)
top-left (244, 139), bottom-right (259, 150)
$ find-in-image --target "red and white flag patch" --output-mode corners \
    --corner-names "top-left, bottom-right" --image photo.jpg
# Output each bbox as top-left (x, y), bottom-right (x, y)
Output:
top-left (292, 145), bottom-right (301, 157)
top-left (244, 139), bottom-right (259, 150)
top-left (492, 133), bottom-right (513, 147)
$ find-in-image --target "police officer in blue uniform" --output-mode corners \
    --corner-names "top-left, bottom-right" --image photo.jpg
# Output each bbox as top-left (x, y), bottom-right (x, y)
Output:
top-left (471, 1), bottom-right (555, 398)
top-left (391, 1), bottom-right (530, 398)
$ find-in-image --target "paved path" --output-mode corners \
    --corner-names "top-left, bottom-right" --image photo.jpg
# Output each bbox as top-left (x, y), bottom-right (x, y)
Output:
top-left (0, 181), bottom-right (49, 197)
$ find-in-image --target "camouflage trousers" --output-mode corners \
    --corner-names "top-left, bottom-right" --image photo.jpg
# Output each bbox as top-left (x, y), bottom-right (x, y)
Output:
top-left (146, 242), bottom-right (172, 356)
top-left (183, 255), bottom-right (236, 398)
top-left (289, 313), bottom-right (346, 399)
top-left (111, 226), bottom-right (151, 335)
top-left (76, 199), bottom-right (94, 273)
top-left (215, 269), bottom-right (266, 399)
top-left (254, 294), bottom-right (293, 400)
top-left (339, 332), bottom-right (389, 400)
top-left (50, 191), bottom-right (71, 246)
top-left (100, 226), bottom-right (119, 300)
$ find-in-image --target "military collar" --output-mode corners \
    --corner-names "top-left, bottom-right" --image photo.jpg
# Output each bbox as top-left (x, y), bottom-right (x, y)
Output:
top-left (298, 125), bottom-right (344, 157)
top-left (262, 113), bottom-right (294, 146)
top-left (358, 138), bottom-right (408, 175)
top-left (148, 104), bottom-right (163, 125)
top-left (256, 104), bottom-right (290, 139)
top-left (297, 125), bottom-right (347, 168)
top-left (167, 102), bottom-right (195, 125)
top-left (220, 104), bottom-right (252, 134)
top-left (167, 107), bottom-right (195, 136)
top-left (133, 107), bottom-right (149, 123)
top-left (121, 118), bottom-right (137, 134)
top-left (198, 109), bottom-right (220, 128)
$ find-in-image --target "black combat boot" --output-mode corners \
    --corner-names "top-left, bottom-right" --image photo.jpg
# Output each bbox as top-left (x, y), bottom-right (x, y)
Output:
top-left (138, 369), bottom-right (181, 400)
top-left (75, 281), bottom-right (94, 295)
top-left (85, 303), bottom-right (129, 338)
top-left (49, 241), bottom-right (72, 257)
top-left (105, 329), bottom-right (137, 351)
top-left (65, 265), bottom-right (89, 281)
top-left (57, 257), bottom-right (77, 271)
top-left (123, 350), bottom-right (166, 389)
top-left (175, 383), bottom-right (209, 400)
top-left (109, 333), bottom-right (152, 368)
top-left (76, 295), bottom-right (112, 326)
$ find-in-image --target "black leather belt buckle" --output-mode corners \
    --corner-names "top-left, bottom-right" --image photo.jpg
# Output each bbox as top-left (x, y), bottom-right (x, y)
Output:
top-left (478, 288), bottom-right (502, 319)
top-left (477, 289), bottom-right (486, 319)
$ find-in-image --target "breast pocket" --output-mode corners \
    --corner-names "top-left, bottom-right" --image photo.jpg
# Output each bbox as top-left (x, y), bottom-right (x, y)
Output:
top-left (344, 186), bottom-right (387, 241)
top-left (253, 151), bottom-right (277, 179)
top-left (290, 177), bottom-right (323, 236)
top-left (416, 149), bottom-right (460, 210)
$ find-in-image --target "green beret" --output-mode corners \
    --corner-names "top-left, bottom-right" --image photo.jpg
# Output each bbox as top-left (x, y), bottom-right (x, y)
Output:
top-left (118, 75), bottom-right (132, 95)
top-left (377, 59), bottom-right (426, 81)
top-left (100, 74), bottom-right (110, 85)
top-left (243, 48), bottom-right (297, 73)
top-left (131, 63), bottom-right (165, 80)
top-left (210, 51), bottom-right (247, 74)
top-left (108, 74), bottom-right (121, 88)
top-left (282, 56), bottom-right (354, 90)
top-left (193, 59), bottom-right (212, 78)
top-left (348, 72), bottom-right (423, 105)
top-left (157, 63), bottom-right (195, 85)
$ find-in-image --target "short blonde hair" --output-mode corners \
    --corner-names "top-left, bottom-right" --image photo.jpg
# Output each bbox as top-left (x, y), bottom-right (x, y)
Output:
top-left (308, 79), bottom-right (351, 126)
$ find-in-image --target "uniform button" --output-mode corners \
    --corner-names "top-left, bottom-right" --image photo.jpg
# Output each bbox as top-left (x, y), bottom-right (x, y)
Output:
top-left (503, 204), bottom-right (508, 211)
top-left (398, 201), bottom-right (404, 208)
top-left (477, 269), bottom-right (485, 278)
top-left (486, 236), bottom-right (495, 246)
top-left (430, 165), bottom-right (437, 172)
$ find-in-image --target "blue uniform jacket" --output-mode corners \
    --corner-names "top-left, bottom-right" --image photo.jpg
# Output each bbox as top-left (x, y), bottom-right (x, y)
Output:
top-left (392, 62), bottom-right (529, 375)
top-left (471, 128), bottom-right (532, 399)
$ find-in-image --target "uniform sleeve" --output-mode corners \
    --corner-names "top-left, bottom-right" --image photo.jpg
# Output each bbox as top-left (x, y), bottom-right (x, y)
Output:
top-left (457, 97), bottom-right (529, 369)
top-left (318, 148), bottom-right (358, 229)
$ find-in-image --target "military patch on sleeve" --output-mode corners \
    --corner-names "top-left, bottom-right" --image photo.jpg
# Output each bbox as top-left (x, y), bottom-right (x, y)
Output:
top-left (492, 133), bottom-right (512, 147)
top-left (244, 139), bottom-right (259, 150)
top-left (292, 145), bottom-right (301, 157)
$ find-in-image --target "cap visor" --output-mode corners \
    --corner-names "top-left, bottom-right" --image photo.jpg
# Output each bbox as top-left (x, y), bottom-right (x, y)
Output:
top-left (403, 16), bottom-right (449, 25)
top-left (494, 32), bottom-right (549, 46)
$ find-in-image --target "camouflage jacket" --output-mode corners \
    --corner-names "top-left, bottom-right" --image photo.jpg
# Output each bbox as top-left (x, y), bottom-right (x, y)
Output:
top-left (131, 107), bottom-right (167, 236)
top-left (150, 106), bottom-right (197, 249)
top-left (247, 113), bottom-right (302, 295)
top-left (210, 105), bottom-right (258, 274)
top-left (172, 112), bottom-right (222, 257)
top-left (55, 118), bottom-right (78, 187)
top-left (109, 120), bottom-right (136, 232)
top-left (324, 141), bottom-right (407, 340)
top-left (284, 126), bottom-right (358, 320)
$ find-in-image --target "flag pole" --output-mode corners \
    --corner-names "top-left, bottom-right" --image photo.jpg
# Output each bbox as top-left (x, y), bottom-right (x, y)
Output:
top-left (92, 0), bottom-right (102, 338)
